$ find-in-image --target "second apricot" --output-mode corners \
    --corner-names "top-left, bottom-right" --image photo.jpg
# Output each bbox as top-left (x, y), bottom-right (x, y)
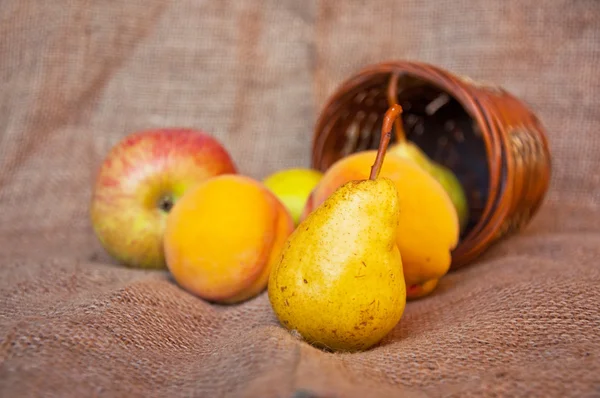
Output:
top-left (302, 150), bottom-right (460, 299)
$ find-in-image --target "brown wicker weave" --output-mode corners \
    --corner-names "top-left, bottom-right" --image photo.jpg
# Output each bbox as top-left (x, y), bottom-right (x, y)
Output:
top-left (311, 60), bottom-right (552, 269)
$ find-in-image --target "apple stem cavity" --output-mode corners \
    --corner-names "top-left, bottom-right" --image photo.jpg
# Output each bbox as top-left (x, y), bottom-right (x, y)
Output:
top-left (369, 104), bottom-right (403, 180)
top-left (387, 72), bottom-right (407, 144)
top-left (157, 195), bottom-right (174, 213)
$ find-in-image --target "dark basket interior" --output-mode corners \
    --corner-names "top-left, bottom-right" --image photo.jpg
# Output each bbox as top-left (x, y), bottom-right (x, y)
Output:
top-left (322, 73), bottom-right (491, 239)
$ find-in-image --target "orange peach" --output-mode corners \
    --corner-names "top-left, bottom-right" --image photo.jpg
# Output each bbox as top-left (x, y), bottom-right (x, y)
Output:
top-left (164, 174), bottom-right (295, 304)
top-left (302, 150), bottom-right (459, 296)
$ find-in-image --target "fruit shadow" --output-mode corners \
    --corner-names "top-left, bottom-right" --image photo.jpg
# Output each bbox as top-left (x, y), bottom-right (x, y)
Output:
top-left (266, 276), bottom-right (462, 356)
top-left (87, 250), bottom-right (171, 280)
top-left (277, 278), bottom-right (459, 356)
top-left (87, 250), bottom-right (129, 269)
top-left (377, 277), bottom-right (458, 347)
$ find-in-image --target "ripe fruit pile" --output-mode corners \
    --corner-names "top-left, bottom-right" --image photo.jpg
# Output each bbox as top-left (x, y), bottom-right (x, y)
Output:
top-left (90, 104), bottom-right (467, 352)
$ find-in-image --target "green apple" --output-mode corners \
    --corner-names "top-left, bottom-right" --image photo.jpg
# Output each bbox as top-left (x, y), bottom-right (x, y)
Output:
top-left (263, 168), bottom-right (323, 225)
top-left (90, 128), bottom-right (237, 269)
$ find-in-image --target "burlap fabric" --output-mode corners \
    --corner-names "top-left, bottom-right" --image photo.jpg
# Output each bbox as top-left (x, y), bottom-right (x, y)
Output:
top-left (1, 1), bottom-right (599, 397)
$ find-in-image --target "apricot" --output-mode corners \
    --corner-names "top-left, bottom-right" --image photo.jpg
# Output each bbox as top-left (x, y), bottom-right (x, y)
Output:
top-left (302, 150), bottom-right (459, 295)
top-left (164, 174), bottom-right (295, 304)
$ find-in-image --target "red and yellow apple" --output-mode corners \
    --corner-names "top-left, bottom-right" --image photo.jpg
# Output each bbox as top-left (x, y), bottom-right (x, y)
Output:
top-left (90, 128), bottom-right (237, 269)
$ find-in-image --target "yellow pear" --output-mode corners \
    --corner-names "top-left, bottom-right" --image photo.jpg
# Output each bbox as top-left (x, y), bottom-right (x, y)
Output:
top-left (269, 105), bottom-right (407, 352)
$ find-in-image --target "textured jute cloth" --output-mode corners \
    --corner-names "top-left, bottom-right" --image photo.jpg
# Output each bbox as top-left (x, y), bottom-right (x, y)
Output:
top-left (1, 1), bottom-right (599, 397)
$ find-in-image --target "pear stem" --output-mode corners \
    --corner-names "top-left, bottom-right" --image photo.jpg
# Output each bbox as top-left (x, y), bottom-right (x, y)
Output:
top-left (387, 72), bottom-right (407, 144)
top-left (369, 104), bottom-right (403, 180)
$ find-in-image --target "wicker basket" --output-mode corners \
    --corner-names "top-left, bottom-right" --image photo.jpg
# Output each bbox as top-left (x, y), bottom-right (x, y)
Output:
top-left (311, 60), bottom-right (552, 269)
